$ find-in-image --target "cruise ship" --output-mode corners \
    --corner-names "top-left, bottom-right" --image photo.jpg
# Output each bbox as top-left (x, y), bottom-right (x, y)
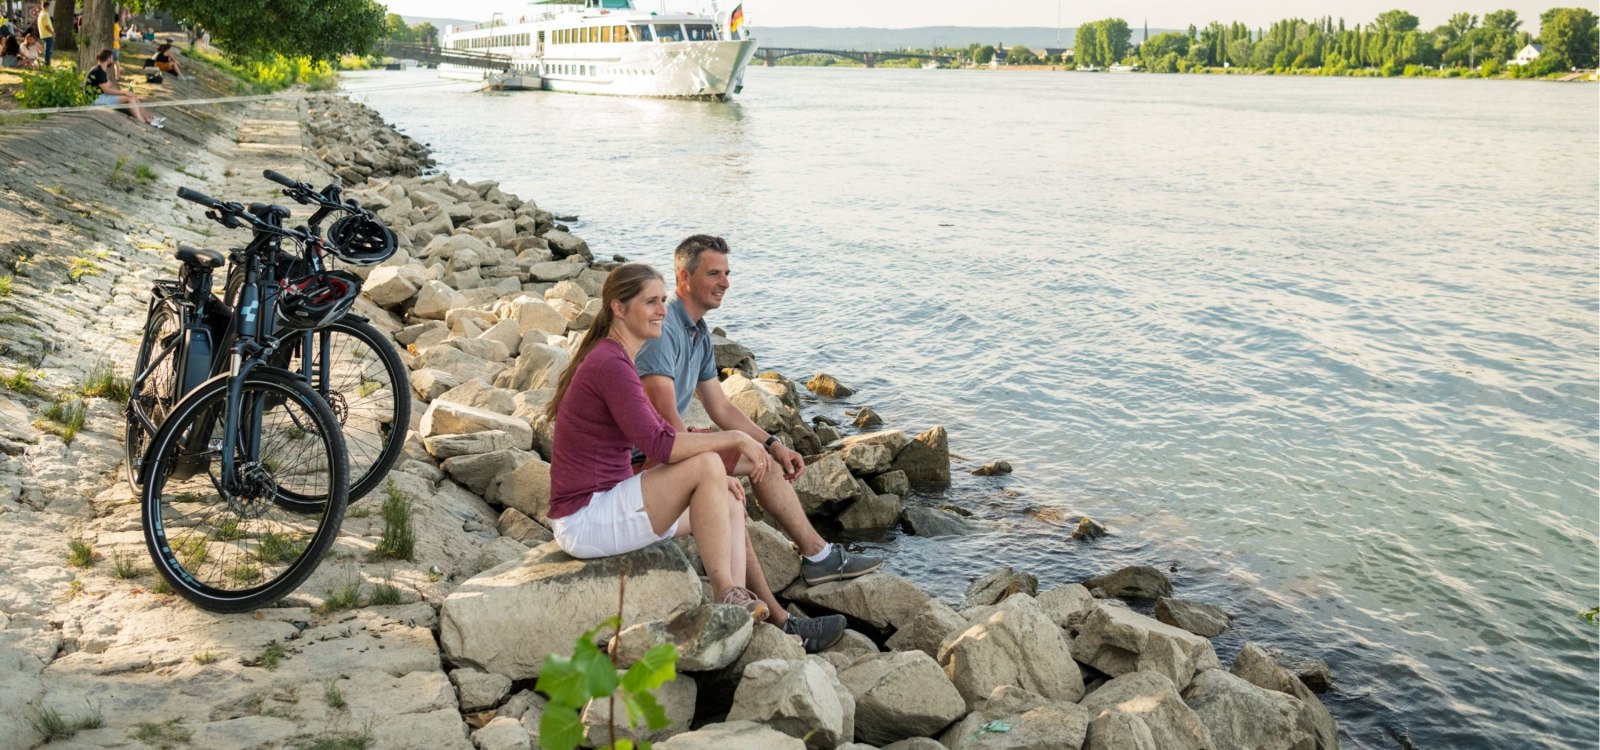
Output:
top-left (439, 0), bottom-right (758, 100)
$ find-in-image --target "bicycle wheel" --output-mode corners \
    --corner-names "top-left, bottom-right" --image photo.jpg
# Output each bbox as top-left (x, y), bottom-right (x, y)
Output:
top-left (277, 318), bottom-right (409, 502)
top-left (124, 301), bottom-right (183, 491)
top-left (141, 371), bottom-right (349, 613)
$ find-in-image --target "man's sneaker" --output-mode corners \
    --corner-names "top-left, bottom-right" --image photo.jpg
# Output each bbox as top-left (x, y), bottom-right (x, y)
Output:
top-left (783, 614), bottom-right (847, 653)
top-left (800, 545), bottom-right (884, 586)
top-left (716, 585), bottom-right (769, 622)
top-left (149, 116), bottom-right (166, 129)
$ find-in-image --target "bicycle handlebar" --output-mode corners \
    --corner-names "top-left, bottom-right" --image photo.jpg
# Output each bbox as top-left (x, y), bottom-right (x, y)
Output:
top-left (177, 186), bottom-right (221, 209)
top-left (260, 169), bottom-right (368, 219)
top-left (179, 183), bottom-right (314, 244)
top-left (262, 169), bottom-right (299, 189)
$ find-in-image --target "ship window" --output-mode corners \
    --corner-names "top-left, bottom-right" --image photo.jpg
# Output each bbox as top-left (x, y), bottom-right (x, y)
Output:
top-left (653, 24), bottom-right (684, 42)
top-left (601, 26), bottom-right (612, 43)
top-left (583, 27), bottom-right (593, 43)
top-left (685, 24), bottom-right (716, 41)
top-left (632, 25), bottom-right (653, 41)
top-left (601, 0), bottom-right (630, 8)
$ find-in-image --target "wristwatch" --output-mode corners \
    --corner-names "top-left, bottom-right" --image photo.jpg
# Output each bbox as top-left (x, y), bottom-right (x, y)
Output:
top-left (763, 435), bottom-right (780, 449)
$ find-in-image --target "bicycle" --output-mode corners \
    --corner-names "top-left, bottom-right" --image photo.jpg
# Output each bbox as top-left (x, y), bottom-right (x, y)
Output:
top-left (128, 186), bottom-right (353, 612)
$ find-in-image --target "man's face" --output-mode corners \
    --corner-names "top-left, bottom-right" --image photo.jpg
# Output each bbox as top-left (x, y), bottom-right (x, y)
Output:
top-left (679, 251), bottom-right (730, 313)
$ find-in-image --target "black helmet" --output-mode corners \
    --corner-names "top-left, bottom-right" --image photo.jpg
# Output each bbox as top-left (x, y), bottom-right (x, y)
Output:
top-left (277, 271), bottom-right (361, 330)
top-left (326, 214), bottom-right (397, 266)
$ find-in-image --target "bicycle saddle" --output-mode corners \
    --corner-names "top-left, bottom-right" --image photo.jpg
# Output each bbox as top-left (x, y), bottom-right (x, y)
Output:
top-left (175, 245), bottom-right (225, 269)
top-left (247, 203), bottom-right (291, 224)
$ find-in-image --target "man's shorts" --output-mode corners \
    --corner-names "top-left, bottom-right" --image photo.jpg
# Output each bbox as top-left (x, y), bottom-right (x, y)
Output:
top-left (93, 93), bottom-right (120, 106)
top-left (550, 474), bottom-right (679, 559)
top-left (632, 427), bottom-right (739, 476)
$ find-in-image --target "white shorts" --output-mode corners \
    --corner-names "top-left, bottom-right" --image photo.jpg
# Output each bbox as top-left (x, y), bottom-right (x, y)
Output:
top-left (551, 474), bottom-right (679, 559)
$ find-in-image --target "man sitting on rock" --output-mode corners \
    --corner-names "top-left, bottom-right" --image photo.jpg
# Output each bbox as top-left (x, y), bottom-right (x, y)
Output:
top-left (635, 233), bottom-right (884, 652)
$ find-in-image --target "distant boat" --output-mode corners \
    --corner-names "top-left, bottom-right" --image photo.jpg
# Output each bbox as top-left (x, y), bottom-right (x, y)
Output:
top-left (1077, 65), bottom-right (1102, 72)
top-left (1108, 64), bottom-right (1137, 72)
top-left (923, 60), bottom-right (940, 70)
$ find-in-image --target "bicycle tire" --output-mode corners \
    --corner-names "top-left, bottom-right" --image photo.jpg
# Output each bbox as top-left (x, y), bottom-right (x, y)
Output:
top-left (276, 318), bottom-right (410, 502)
top-left (124, 301), bottom-right (183, 491)
top-left (140, 370), bottom-right (349, 613)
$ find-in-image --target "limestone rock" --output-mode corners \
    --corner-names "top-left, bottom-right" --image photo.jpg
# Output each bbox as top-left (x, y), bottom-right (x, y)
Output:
top-left (1156, 598), bottom-right (1232, 638)
top-left (1071, 516), bottom-right (1108, 541)
top-left (841, 441), bottom-right (895, 475)
top-left (901, 506), bottom-right (973, 538)
top-left (868, 470), bottom-right (911, 498)
top-left (838, 650), bottom-right (968, 745)
top-left (655, 721), bottom-right (805, 750)
top-left (793, 453), bottom-right (858, 515)
top-left (786, 573), bottom-right (931, 633)
top-left (1036, 584), bottom-right (1097, 630)
top-left (582, 675), bottom-right (696, 746)
top-left (441, 449), bottom-right (530, 495)
top-left (471, 716), bottom-right (530, 750)
top-left (727, 657), bottom-right (856, 750)
top-left (941, 685), bottom-right (1091, 750)
top-left (1263, 646), bottom-right (1334, 694)
top-left (1071, 604), bottom-right (1221, 691)
top-left (544, 228), bottom-right (592, 259)
top-left (1080, 671), bottom-right (1214, 750)
top-left (1083, 565), bottom-right (1173, 600)
top-left (365, 265), bottom-right (423, 307)
top-left (420, 400), bottom-right (534, 451)
top-left (414, 280), bottom-right (468, 319)
top-left (962, 566), bottom-right (1039, 609)
top-left (526, 260), bottom-right (584, 282)
top-left (544, 279), bottom-right (588, 309)
top-left (450, 667), bottom-right (513, 712)
top-left (615, 604), bottom-right (754, 672)
top-left (425, 429), bottom-right (521, 460)
top-left (807, 372), bottom-right (855, 398)
top-left (1182, 668), bottom-right (1314, 750)
top-left (891, 425), bottom-right (951, 486)
top-left (972, 460), bottom-right (1013, 476)
top-left (477, 319), bottom-right (525, 357)
top-left (489, 454), bottom-right (552, 523)
top-left (885, 599), bottom-right (967, 658)
top-left (722, 374), bottom-right (786, 433)
top-left (839, 492), bottom-right (903, 531)
top-left (748, 520), bottom-right (801, 592)
top-left (440, 542), bottom-right (703, 680)
top-left (494, 343), bottom-right (569, 392)
top-left (1230, 644), bottom-right (1340, 750)
top-left (497, 507), bottom-right (552, 544)
top-left (436, 378), bottom-right (518, 415)
top-left (413, 368), bottom-right (463, 402)
top-left (421, 345), bottom-right (507, 385)
top-left (505, 295), bottom-right (568, 337)
top-left (711, 334), bottom-right (756, 376)
top-left (441, 336), bottom-right (511, 364)
top-left (853, 406), bottom-right (884, 428)
top-left (938, 594), bottom-right (1085, 709)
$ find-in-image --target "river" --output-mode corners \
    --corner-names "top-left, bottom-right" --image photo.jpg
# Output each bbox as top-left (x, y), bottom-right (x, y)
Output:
top-left (341, 66), bottom-right (1599, 749)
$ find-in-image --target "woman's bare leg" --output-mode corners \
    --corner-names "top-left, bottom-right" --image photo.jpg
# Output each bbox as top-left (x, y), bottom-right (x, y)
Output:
top-left (641, 453), bottom-right (735, 593)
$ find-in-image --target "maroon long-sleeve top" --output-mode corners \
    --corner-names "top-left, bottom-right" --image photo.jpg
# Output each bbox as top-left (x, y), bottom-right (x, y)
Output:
top-left (548, 338), bottom-right (677, 519)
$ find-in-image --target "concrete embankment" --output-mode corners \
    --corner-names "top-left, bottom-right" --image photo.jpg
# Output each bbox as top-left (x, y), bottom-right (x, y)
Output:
top-left (0, 61), bottom-right (1342, 749)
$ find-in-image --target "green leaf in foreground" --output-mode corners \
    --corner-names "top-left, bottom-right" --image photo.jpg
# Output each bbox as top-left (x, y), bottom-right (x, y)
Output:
top-left (535, 653), bottom-right (588, 708)
top-left (621, 643), bottom-right (678, 694)
top-left (538, 703), bottom-right (584, 750)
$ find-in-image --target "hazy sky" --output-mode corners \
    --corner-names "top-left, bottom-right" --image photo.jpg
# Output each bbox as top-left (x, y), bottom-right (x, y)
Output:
top-left (387, 0), bottom-right (1557, 32)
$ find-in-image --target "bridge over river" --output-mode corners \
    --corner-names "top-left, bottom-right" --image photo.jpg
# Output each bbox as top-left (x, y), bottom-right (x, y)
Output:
top-left (756, 48), bottom-right (957, 68)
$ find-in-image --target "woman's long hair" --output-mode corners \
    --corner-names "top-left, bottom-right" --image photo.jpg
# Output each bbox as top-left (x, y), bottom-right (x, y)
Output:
top-left (545, 263), bottom-right (663, 422)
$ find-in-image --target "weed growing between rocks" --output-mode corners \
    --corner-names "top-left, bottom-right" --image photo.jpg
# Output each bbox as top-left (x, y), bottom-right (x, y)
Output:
top-left (295, 725), bottom-right (373, 750)
top-left (373, 481), bottom-right (415, 561)
top-left (0, 273), bottom-right (12, 296)
top-left (369, 579), bottom-right (402, 606)
top-left (192, 650), bottom-right (218, 665)
top-left (68, 258), bottom-right (105, 282)
top-left (251, 640), bottom-right (289, 670)
top-left (64, 579), bottom-right (84, 600)
top-left (320, 575), bottom-right (363, 614)
top-left (37, 398), bottom-right (88, 443)
top-left (26, 701), bottom-right (102, 742)
top-left (79, 360), bottom-right (132, 402)
top-left (152, 576), bottom-right (174, 595)
top-left (324, 679), bottom-right (346, 710)
top-left (2, 368), bottom-right (42, 396)
top-left (67, 538), bottom-right (96, 567)
top-left (132, 718), bottom-right (192, 749)
top-left (112, 552), bottom-right (139, 579)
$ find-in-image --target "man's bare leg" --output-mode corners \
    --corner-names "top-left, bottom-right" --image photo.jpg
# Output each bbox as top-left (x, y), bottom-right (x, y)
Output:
top-left (733, 455), bottom-right (826, 557)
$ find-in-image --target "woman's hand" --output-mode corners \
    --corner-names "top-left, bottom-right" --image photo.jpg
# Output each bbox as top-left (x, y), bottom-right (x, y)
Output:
top-left (733, 432), bottom-right (768, 484)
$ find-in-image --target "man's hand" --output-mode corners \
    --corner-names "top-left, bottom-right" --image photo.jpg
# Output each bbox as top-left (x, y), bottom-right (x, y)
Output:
top-left (734, 432), bottom-right (769, 484)
top-left (770, 441), bottom-right (805, 482)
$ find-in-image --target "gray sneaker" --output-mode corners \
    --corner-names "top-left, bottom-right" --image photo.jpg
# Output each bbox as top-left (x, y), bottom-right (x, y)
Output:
top-left (800, 545), bottom-right (883, 586)
top-left (783, 614), bottom-right (847, 653)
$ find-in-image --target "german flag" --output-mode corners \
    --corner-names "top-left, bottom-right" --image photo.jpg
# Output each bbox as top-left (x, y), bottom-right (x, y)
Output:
top-left (727, 4), bottom-right (746, 37)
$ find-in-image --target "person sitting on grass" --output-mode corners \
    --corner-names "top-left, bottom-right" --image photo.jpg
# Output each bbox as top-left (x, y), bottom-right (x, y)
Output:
top-left (2, 33), bottom-right (18, 68)
top-left (18, 33), bottom-right (40, 67)
top-left (544, 263), bottom-right (775, 622)
top-left (152, 41), bottom-right (181, 77)
top-left (86, 49), bottom-right (162, 128)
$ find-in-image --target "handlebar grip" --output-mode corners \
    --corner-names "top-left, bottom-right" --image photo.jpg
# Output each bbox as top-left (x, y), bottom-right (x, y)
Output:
top-left (177, 186), bottom-right (220, 208)
top-left (263, 169), bottom-right (298, 189)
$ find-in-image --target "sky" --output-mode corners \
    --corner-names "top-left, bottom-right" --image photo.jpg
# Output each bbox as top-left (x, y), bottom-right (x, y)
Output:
top-left (384, 0), bottom-right (1558, 32)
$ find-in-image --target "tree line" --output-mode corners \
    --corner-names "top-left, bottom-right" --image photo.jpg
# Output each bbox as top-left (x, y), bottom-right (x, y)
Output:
top-left (1077, 7), bottom-right (1598, 76)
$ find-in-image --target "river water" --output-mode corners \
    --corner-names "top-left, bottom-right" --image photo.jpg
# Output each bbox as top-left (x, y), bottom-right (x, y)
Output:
top-left (342, 67), bottom-right (1599, 749)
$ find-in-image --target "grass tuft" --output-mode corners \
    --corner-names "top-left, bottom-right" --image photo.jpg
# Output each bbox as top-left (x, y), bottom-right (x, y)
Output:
top-left (319, 579), bottom-right (363, 614)
top-left (192, 649), bottom-right (218, 665)
top-left (0, 273), bottom-right (12, 296)
top-left (27, 701), bottom-right (102, 741)
top-left (373, 481), bottom-right (415, 561)
top-left (68, 258), bottom-right (105, 282)
top-left (369, 581), bottom-right (402, 606)
top-left (324, 679), bottom-right (346, 710)
top-left (252, 640), bottom-right (289, 670)
top-left (112, 552), bottom-right (139, 579)
top-left (135, 164), bottom-right (158, 185)
top-left (80, 360), bottom-right (132, 403)
top-left (37, 398), bottom-right (88, 443)
top-left (132, 718), bottom-right (192, 748)
top-left (67, 538), bottom-right (96, 568)
top-left (2, 368), bottom-right (42, 396)
top-left (256, 532), bottom-right (303, 564)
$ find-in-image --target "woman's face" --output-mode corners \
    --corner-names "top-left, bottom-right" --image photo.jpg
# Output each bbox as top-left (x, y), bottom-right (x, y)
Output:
top-left (613, 278), bottom-right (667, 341)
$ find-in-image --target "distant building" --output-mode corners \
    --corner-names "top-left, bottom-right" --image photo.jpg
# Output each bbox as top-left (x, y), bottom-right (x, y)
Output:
top-left (1511, 44), bottom-right (1544, 66)
top-left (990, 47), bottom-right (1007, 67)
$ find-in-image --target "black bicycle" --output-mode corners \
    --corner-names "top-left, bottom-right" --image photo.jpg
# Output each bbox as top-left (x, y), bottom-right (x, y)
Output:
top-left (128, 187), bottom-right (353, 612)
top-left (237, 169), bottom-right (408, 503)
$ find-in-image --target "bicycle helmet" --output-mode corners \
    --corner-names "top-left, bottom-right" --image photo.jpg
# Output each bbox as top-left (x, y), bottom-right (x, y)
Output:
top-left (326, 214), bottom-right (397, 266)
top-left (277, 270), bottom-right (361, 330)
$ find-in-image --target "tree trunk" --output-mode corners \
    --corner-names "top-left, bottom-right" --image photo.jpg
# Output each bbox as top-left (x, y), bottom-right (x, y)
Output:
top-left (77, 0), bottom-right (110, 72)
top-left (50, 0), bottom-right (74, 53)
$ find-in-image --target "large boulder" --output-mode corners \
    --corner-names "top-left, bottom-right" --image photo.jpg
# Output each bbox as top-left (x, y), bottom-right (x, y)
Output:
top-left (420, 400), bottom-right (534, 450)
top-left (526, 260), bottom-right (584, 282)
top-left (582, 675), bottom-right (697, 747)
top-left (712, 334), bottom-right (756, 376)
top-left (488, 454), bottom-right (552, 523)
top-left (793, 453), bottom-right (858, 516)
top-left (435, 378), bottom-right (517, 415)
top-left (901, 507), bottom-right (974, 538)
top-left (1182, 669), bottom-right (1314, 750)
top-left (962, 566), bottom-right (1039, 609)
top-left (727, 657), bottom-right (856, 750)
top-left (421, 345), bottom-right (507, 385)
top-left (1230, 644), bottom-right (1340, 750)
top-left (1156, 598), bottom-right (1232, 638)
top-left (891, 425), bottom-right (950, 485)
top-left (884, 599), bottom-right (967, 658)
top-left (1036, 584), bottom-right (1097, 630)
top-left (614, 604), bottom-right (753, 672)
top-left (722, 374), bottom-right (787, 433)
top-left (937, 594), bottom-right (1084, 709)
top-left (785, 573), bottom-right (931, 633)
top-left (1080, 671), bottom-right (1214, 750)
top-left (940, 685), bottom-right (1091, 750)
top-left (439, 336), bottom-right (511, 364)
top-left (1083, 565), bottom-right (1173, 599)
top-left (439, 542), bottom-right (703, 680)
top-left (840, 441), bottom-right (895, 475)
top-left (413, 280), bottom-right (467, 320)
top-left (838, 492), bottom-right (903, 531)
top-left (1071, 604), bottom-right (1221, 692)
top-left (543, 228), bottom-right (592, 259)
top-left (506, 295), bottom-right (569, 337)
top-left (838, 650), bottom-right (967, 745)
top-left (494, 342), bottom-right (569, 392)
top-left (423, 429), bottom-right (521, 460)
top-left (441, 448), bottom-right (531, 495)
top-left (655, 721), bottom-right (805, 750)
top-left (806, 372), bottom-right (854, 398)
top-left (748, 520), bottom-right (801, 592)
top-left (364, 265), bottom-right (423, 307)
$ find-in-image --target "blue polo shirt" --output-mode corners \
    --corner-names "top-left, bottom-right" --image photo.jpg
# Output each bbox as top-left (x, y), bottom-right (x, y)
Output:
top-left (635, 295), bottom-right (716, 417)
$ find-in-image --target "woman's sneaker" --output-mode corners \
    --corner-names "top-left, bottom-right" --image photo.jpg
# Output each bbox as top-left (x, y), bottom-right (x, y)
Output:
top-left (716, 586), bottom-right (769, 623)
top-left (800, 545), bottom-right (883, 586)
top-left (783, 614), bottom-right (848, 653)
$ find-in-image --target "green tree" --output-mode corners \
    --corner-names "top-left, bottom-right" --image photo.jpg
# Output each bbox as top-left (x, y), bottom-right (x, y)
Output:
top-left (1139, 31), bottom-right (1189, 72)
top-left (1372, 9), bottom-right (1420, 34)
top-left (130, 0), bottom-right (386, 61)
top-left (1006, 44), bottom-right (1039, 65)
top-left (1539, 7), bottom-right (1600, 70)
top-left (974, 44), bottom-right (996, 64)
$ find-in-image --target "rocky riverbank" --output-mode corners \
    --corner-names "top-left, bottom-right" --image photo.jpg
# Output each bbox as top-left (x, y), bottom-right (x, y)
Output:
top-left (0, 68), bottom-right (1341, 749)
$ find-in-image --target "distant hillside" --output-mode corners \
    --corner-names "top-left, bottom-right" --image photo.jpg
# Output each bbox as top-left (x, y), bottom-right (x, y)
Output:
top-left (752, 26), bottom-right (1169, 51)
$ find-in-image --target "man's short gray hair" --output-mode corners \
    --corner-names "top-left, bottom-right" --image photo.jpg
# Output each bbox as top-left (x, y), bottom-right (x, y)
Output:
top-left (673, 234), bottom-right (730, 275)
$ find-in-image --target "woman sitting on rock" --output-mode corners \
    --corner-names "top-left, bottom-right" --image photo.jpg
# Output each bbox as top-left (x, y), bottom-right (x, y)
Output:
top-left (152, 41), bottom-right (182, 77)
top-left (545, 263), bottom-right (773, 621)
